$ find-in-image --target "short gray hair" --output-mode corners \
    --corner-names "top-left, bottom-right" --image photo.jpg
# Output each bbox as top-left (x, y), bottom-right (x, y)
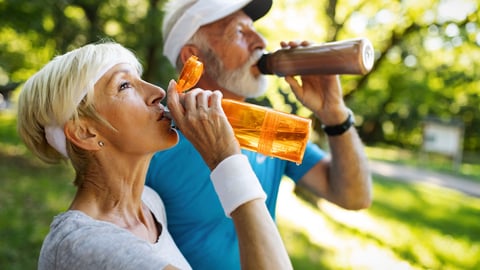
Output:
top-left (17, 41), bottom-right (142, 164)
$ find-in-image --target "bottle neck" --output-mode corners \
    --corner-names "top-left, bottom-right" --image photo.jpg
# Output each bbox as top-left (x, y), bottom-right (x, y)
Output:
top-left (257, 53), bottom-right (273, 75)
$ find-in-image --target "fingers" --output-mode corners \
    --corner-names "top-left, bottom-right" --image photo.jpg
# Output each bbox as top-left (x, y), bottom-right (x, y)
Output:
top-left (183, 88), bottom-right (212, 114)
top-left (182, 89), bottom-right (223, 114)
top-left (284, 75), bottom-right (302, 94)
top-left (167, 84), bottom-right (224, 129)
top-left (300, 40), bottom-right (310, 46)
top-left (166, 80), bottom-right (209, 125)
top-left (280, 40), bottom-right (311, 49)
top-left (166, 80), bottom-right (207, 121)
top-left (209, 90), bottom-right (223, 112)
top-left (195, 89), bottom-right (211, 111)
top-left (168, 87), bottom-right (238, 170)
top-left (166, 79), bottom-right (182, 120)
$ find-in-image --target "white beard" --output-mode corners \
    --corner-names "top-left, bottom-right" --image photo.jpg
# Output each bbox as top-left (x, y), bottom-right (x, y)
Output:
top-left (204, 49), bottom-right (268, 98)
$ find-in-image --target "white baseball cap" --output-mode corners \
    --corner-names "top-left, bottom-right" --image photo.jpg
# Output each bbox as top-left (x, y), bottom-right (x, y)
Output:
top-left (162, 0), bottom-right (272, 66)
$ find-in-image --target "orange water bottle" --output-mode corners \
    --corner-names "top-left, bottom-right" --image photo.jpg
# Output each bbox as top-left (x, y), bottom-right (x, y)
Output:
top-left (221, 99), bottom-right (310, 163)
top-left (177, 56), bottom-right (311, 164)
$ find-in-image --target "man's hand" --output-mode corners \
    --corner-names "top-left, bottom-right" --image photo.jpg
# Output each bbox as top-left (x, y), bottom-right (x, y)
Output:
top-left (280, 40), bottom-right (350, 125)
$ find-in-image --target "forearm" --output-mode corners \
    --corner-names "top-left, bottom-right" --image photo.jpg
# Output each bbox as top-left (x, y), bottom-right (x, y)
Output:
top-left (326, 127), bottom-right (372, 209)
top-left (231, 199), bottom-right (293, 270)
top-left (210, 155), bottom-right (293, 269)
top-left (285, 72), bottom-right (372, 209)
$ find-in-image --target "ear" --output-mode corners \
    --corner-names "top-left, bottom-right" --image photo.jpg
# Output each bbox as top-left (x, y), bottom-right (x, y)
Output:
top-left (179, 45), bottom-right (202, 65)
top-left (64, 119), bottom-right (101, 151)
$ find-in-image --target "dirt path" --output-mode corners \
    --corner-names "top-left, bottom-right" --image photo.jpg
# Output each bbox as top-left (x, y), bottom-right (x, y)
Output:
top-left (369, 160), bottom-right (480, 197)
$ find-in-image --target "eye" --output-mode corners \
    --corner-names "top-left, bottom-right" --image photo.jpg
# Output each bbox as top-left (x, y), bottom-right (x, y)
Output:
top-left (119, 81), bottom-right (131, 91)
top-left (233, 24), bottom-right (245, 35)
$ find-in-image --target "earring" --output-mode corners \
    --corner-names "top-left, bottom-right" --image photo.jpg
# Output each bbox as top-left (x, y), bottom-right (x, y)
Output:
top-left (98, 141), bottom-right (105, 147)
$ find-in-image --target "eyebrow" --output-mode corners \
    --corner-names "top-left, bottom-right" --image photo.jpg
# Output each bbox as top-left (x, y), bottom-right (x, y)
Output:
top-left (102, 68), bottom-right (134, 88)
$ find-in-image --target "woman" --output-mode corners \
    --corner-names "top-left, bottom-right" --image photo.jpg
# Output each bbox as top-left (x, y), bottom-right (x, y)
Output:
top-left (17, 42), bottom-right (292, 270)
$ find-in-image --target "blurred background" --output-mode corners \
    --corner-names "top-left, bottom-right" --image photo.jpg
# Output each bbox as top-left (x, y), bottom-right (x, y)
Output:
top-left (0, 0), bottom-right (479, 269)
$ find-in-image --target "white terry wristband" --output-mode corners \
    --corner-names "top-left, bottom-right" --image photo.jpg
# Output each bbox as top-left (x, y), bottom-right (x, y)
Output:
top-left (210, 154), bottom-right (267, 217)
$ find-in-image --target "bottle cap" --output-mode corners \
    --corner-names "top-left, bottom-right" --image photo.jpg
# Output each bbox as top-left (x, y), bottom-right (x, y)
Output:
top-left (177, 55), bottom-right (204, 93)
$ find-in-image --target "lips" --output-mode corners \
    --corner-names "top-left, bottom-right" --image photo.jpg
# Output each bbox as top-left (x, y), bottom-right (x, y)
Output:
top-left (163, 107), bottom-right (172, 120)
top-left (162, 107), bottom-right (178, 129)
top-left (155, 104), bottom-right (171, 122)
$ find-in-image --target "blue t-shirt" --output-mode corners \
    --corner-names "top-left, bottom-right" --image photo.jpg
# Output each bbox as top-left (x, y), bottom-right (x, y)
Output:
top-left (146, 132), bottom-right (324, 270)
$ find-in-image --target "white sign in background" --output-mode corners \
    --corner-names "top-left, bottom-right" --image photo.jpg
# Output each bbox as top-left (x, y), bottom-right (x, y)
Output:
top-left (423, 122), bottom-right (462, 156)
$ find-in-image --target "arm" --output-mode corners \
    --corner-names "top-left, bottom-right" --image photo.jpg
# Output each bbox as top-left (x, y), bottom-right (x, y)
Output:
top-left (281, 41), bottom-right (372, 209)
top-left (210, 155), bottom-right (292, 270)
top-left (232, 199), bottom-right (291, 270)
top-left (298, 126), bottom-right (372, 209)
top-left (166, 81), bottom-right (293, 269)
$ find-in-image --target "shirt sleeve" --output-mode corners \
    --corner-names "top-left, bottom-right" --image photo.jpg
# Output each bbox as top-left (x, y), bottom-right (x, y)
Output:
top-left (142, 185), bottom-right (168, 225)
top-left (286, 142), bottom-right (325, 182)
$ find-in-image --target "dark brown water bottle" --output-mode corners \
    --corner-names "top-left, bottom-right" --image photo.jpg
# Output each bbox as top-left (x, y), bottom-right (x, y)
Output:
top-left (257, 37), bottom-right (374, 76)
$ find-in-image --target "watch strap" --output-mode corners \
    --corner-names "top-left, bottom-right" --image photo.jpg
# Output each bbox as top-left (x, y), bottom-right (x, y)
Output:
top-left (321, 110), bottom-right (354, 136)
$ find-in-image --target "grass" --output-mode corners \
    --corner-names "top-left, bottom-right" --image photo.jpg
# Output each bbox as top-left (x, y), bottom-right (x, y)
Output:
top-left (277, 177), bottom-right (480, 269)
top-left (0, 111), bottom-right (76, 269)
top-left (365, 145), bottom-right (480, 183)
top-left (1, 110), bottom-right (479, 269)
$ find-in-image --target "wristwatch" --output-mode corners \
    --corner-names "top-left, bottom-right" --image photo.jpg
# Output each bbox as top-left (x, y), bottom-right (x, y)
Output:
top-left (321, 109), bottom-right (355, 136)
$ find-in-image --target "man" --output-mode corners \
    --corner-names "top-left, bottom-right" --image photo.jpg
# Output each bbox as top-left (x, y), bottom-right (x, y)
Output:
top-left (147, 0), bottom-right (372, 269)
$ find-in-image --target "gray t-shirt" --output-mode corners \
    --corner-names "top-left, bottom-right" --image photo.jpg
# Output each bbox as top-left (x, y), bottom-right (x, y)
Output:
top-left (38, 186), bottom-right (191, 270)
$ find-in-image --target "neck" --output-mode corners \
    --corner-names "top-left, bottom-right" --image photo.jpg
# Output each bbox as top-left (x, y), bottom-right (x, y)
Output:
top-left (69, 154), bottom-right (151, 225)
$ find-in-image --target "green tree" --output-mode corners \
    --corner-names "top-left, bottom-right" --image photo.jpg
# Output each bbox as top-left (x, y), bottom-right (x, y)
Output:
top-left (0, 0), bottom-right (174, 93)
top-left (255, 0), bottom-right (480, 152)
top-left (1, 0), bottom-right (479, 152)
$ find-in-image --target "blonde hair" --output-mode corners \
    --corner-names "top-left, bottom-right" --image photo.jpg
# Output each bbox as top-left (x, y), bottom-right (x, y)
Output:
top-left (17, 42), bottom-right (142, 165)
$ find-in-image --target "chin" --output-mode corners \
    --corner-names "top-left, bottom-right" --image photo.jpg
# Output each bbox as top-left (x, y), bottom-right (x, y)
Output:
top-left (152, 128), bottom-right (179, 153)
top-left (166, 129), bottom-right (179, 149)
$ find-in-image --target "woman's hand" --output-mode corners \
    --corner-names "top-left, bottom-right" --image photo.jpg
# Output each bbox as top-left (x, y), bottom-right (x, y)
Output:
top-left (166, 80), bottom-right (240, 170)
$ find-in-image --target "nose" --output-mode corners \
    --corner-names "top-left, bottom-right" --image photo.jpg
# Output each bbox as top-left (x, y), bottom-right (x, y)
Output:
top-left (143, 81), bottom-right (165, 105)
top-left (248, 28), bottom-right (267, 52)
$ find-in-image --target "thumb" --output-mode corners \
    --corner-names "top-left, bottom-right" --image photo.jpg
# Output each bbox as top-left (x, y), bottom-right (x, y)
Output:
top-left (167, 80), bottom-right (184, 120)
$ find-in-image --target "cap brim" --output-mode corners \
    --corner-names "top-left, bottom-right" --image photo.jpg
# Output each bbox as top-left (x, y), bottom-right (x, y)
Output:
top-left (243, 0), bottom-right (272, 21)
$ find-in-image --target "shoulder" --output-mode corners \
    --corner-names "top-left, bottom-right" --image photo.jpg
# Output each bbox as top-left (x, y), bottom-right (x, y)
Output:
top-left (38, 211), bottom-right (169, 270)
top-left (142, 186), bottom-right (167, 224)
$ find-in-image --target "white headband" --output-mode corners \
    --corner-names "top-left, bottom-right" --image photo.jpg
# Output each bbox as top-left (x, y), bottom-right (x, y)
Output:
top-left (44, 63), bottom-right (119, 158)
top-left (45, 125), bottom-right (69, 157)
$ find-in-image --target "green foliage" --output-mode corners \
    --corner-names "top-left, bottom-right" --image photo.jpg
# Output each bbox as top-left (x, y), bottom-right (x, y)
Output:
top-left (345, 1), bottom-right (480, 151)
top-left (256, 0), bottom-right (480, 152)
top-left (0, 154), bottom-right (75, 270)
top-left (0, 0), bottom-right (175, 92)
top-left (0, 112), bottom-right (20, 145)
top-left (0, 113), bottom-right (76, 270)
top-left (1, 0), bottom-right (480, 149)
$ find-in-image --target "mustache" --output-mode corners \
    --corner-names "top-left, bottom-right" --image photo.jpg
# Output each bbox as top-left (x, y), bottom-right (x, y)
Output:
top-left (247, 49), bottom-right (265, 67)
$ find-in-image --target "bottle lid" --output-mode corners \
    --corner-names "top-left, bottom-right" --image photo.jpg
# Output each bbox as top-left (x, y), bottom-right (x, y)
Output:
top-left (360, 38), bottom-right (375, 73)
top-left (177, 55), bottom-right (204, 93)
